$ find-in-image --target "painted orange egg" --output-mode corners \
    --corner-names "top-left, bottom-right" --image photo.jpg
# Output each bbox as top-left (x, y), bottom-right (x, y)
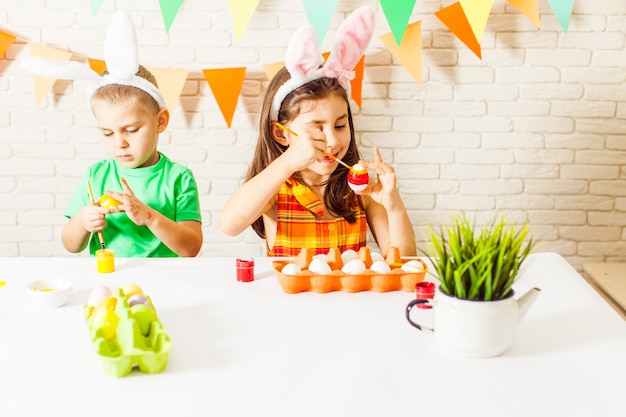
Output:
top-left (347, 163), bottom-right (369, 192)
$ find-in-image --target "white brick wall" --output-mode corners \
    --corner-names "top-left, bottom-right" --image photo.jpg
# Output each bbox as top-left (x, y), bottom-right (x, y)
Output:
top-left (0, 0), bottom-right (625, 271)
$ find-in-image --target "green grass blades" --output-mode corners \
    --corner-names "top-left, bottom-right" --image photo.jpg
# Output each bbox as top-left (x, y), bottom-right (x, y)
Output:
top-left (425, 213), bottom-right (536, 301)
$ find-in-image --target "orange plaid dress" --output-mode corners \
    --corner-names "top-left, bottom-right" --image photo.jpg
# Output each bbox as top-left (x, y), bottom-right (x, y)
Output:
top-left (268, 177), bottom-right (367, 256)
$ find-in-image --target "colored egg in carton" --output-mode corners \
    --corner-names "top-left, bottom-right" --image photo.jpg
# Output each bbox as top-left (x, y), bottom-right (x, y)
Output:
top-left (84, 283), bottom-right (172, 377)
top-left (273, 247), bottom-right (427, 294)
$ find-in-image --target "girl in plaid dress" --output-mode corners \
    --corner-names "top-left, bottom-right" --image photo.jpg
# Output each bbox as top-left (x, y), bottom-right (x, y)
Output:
top-left (218, 6), bottom-right (415, 258)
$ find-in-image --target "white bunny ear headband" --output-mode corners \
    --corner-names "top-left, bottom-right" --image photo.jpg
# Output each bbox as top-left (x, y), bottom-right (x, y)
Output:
top-left (21, 11), bottom-right (167, 110)
top-left (270, 5), bottom-right (375, 121)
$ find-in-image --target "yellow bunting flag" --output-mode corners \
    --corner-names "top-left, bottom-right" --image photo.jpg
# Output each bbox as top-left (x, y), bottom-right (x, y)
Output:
top-left (263, 61), bottom-right (284, 81)
top-left (380, 21), bottom-right (422, 86)
top-left (435, 2), bottom-right (482, 59)
top-left (228, 0), bottom-right (261, 41)
top-left (0, 30), bottom-right (16, 58)
top-left (27, 43), bottom-right (73, 105)
top-left (508, 0), bottom-right (540, 28)
top-left (203, 67), bottom-right (246, 128)
top-left (88, 58), bottom-right (107, 75)
top-left (460, 0), bottom-right (494, 43)
top-left (147, 67), bottom-right (189, 111)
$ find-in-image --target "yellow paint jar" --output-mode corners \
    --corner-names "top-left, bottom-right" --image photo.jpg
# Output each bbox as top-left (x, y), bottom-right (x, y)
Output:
top-left (96, 249), bottom-right (115, 273)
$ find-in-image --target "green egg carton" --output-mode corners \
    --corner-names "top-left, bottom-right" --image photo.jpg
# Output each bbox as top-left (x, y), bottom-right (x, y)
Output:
top-left (84, 288), bottom-right (173, 377)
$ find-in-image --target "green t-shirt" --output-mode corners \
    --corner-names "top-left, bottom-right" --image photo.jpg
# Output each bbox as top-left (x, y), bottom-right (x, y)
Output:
top-left (65, 152), bottom-right (202, 257)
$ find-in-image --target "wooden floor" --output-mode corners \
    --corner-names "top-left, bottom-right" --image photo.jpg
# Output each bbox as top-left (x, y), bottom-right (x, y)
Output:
top-left (582, 262), bottom-right (626, 320)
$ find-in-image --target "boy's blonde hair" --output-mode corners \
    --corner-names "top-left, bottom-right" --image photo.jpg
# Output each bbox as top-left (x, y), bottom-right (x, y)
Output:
top-left (90, 65), bottom-right (160, 115)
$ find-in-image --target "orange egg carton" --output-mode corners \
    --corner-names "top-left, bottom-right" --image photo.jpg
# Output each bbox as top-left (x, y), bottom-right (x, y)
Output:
top-left (272, 247), bottom-right (427, 294)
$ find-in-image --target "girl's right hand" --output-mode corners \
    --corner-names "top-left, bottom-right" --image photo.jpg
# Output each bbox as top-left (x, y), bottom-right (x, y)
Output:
top-left (282, 128), bottom-right (327, 172)
top-left (79, 204), bottom-right (111, 233)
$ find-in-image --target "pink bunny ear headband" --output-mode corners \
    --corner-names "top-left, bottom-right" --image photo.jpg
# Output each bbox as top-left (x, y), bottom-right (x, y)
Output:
top-left (21, 11), bottom-right (167, 110)
top-left (270, 5), bottom-right (375, 121)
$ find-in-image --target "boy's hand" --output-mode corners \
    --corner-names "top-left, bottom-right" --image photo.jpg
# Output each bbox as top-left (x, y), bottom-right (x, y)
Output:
top-left (105, 178), bottom-right (155, 227)
top-left (79, 204), bottom-right (110, 233)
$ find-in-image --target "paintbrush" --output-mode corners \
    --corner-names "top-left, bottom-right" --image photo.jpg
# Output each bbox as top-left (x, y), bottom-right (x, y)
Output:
top-left (86, 180), bottom-right (107, 249)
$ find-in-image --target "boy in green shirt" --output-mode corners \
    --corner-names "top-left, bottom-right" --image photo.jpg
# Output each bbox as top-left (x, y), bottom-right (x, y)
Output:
top-left (58, 13), bottom-right (202, 257)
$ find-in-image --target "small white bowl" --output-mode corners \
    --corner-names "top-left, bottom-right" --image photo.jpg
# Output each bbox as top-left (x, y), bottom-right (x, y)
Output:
top-left (26, 279), bottom-right (73, 308)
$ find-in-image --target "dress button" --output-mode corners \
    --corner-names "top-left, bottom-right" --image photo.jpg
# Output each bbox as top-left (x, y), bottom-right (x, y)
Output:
top-left (327, 224), bottom-right (336, 231)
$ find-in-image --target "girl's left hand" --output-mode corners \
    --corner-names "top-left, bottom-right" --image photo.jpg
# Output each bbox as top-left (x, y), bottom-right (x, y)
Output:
top-left (104, 178), bottom-right (155, 227)
top-left (356, 147), bottom-right (404, 211)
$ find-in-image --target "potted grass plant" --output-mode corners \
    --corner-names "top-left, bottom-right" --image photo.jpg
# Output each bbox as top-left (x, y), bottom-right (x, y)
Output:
top-left (406, 212), bottom-right (541, 357)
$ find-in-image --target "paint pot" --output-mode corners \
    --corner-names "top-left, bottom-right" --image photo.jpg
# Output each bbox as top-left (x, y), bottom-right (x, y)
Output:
top-left (236, 258), bottom-right (254, 282)
top-left (96, 249), bottom-right (115, 273)
top-left (414, 281), bottom-right (435, 309)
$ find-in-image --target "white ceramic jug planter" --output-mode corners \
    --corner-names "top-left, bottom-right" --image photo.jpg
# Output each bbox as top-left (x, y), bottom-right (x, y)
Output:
top-left (406, 286), bottom-right (541, 358)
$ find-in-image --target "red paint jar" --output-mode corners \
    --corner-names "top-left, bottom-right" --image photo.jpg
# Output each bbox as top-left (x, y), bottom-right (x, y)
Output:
top-left (414, 281), bottom-right (435, 309)
top-left (236, 258), bottom-right (254, 282)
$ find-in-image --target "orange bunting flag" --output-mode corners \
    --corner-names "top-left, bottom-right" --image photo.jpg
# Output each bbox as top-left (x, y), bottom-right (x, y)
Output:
top-left (0, 30), bottom-right (16, 58)
top-left (263, 61), bottom-right (285, 81)
top-left (147, 67), bottom-right (189, 111)
top-left (380, 21), bottom-right (422, 86)
top-left (507, 0), bottom-right (540, 28)
top-left (435, 2), bottom-right (482, 59)
top-left (203, 67), bottom-right (246, 128)
top-left (228, 0), bottom-right (262, 41)
top-left (28, 43), bottom-right (73, 105)
top-left (88, 58), bottom-right (107, 75)
top-left (460, 0), bottom-right (494, 43)
top-left (349, 55), bottom-right (365, 107)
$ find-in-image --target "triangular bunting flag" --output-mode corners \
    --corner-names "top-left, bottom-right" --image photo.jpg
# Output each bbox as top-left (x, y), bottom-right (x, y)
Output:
top-left (202, 67), bottom-right (246, 128)
top-left (88, 58), bottom-right (107, 75)
top-left (349, 55), bottom-right (365, 108)
top-left (301, 0), bottom-right (339, 45)
top-left (320, 51), bottom-right (364, 106)
top-left (507, 0), bottom-right (540, 28)
top-left (228, 0), bottom-right (262, 41)
top-left (263, 61), bottom-right (284, 80)
top-left (380, 21), bottom-right (422, 85)
top-left (547, 0), bottom-right (575, 32)
top-left (91, 0), bottom-right (104, 17)
top-left (435, 2), bottom-right (482, 59)
top-left (460, 0), bottom-right (494, 42)
top-left (379, 0), bottom-right (417, 46)
top-left (147, 67), bottom-right (189, 111)
top-left (159, 0), bottom-right (184, 32)
top-left (27, 43), bottom-right (73, 106)
top-left (0, 30), bottom-right (16, 58)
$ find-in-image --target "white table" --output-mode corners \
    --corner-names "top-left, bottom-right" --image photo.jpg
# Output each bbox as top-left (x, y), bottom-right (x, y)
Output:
top-left (1, 253), bottom-right (625, 417)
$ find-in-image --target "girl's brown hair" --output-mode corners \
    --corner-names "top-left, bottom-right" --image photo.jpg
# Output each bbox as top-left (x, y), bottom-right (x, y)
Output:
top-left (249, 66), bottom-right (363, 238)
top-left (90, 65), bottom-right (160, 115)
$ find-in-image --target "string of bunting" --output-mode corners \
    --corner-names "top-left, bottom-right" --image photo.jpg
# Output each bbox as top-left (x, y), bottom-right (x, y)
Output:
top-left (0, 0), bottom-right (575, 128)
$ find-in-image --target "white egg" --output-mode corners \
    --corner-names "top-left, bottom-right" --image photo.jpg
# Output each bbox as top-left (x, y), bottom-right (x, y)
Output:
top-left (370, 252), bottom-right (385, 263)
top-left (87, 285), bottom-right (112, 307)
top-left (341, 249), bottom-right (358, 264)
top-left (401, 260), bottom-right (425, 273)
top-left (370, 260), bottom-right (392, 274)
top-left (307, 259), bottom-right (332, 275)
top-left (281, 263), bottom-right (302, 275)
top-left (341, 259), bottom-right (366, 274)
top-left (312, 254), bottom-right (327, 262)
